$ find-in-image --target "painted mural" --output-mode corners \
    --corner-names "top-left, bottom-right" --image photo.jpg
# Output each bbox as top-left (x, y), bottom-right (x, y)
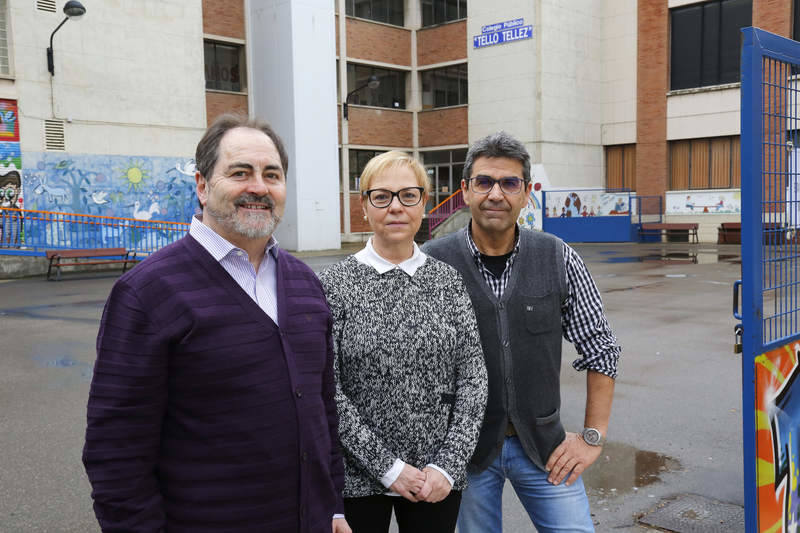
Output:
top-left (756, 340), bottom-right (800, 532)
top-left (518, 182), bottom-right (544, 231)
top-left (0, 98), bottom-right (22, 209)
top-left (22, 153), bottom-right (197, 223)
top-left (516, 166), bottom-right (554, 231)
top-left (666, 190), bottom-right (741, 215)
top-left (543, 190), bottom-right (633, 218)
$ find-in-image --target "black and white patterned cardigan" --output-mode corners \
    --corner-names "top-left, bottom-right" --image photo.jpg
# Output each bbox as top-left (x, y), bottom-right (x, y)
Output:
top-left (319, 255), bottom-right (488, 498)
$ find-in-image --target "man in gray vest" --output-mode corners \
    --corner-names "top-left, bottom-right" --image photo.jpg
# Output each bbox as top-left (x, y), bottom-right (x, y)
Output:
top-left (423, 131), bottom-right (620, 532)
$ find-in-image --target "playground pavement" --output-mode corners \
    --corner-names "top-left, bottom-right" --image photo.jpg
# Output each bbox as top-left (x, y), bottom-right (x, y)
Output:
top-left (0, 241), bottom-right (745, 532)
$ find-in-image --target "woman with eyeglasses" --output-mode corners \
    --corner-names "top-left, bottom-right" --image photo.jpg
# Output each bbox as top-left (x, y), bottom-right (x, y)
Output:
top-left (319, 151), bottom-right (487, 533)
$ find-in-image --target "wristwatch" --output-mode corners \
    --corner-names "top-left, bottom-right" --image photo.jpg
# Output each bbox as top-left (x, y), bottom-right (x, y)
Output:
top-left (581, 427), bottom-right (604, 447)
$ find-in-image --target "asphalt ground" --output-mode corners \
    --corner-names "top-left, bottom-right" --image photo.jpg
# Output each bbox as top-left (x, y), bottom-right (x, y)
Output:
top-left (0, 242), bottom-right (745, 532)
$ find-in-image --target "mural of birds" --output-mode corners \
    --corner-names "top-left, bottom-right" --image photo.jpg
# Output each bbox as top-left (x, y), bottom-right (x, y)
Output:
top-left (175, 161), bottom-right (197, 176)
top-left (133, 201), bottom-right (161, 220)
top-left (91, 191), bottom-right (109, 205)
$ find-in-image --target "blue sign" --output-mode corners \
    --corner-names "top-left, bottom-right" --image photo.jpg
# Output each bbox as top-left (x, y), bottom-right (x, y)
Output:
top-left (481, 18), bottom-right (524, 34)
top-left (473, 24), bottom-right (533, 49)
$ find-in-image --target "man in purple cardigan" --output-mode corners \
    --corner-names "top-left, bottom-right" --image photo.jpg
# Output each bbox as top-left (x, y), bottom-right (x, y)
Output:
top-left (83, 114), bottom-right (349, 533)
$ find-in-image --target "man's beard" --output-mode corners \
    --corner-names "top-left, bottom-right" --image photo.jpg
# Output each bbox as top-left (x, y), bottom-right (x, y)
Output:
top-left (205, 193), bottom-right (282, 240)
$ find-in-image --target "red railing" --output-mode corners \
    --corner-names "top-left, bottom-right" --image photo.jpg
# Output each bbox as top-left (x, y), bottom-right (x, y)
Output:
top-left (427, 189), bottom-right (465, 239)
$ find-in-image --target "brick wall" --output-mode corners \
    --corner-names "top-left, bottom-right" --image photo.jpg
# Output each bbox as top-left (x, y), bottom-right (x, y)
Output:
top-left (206, 92), bottom-right (249, 126)
top-left (753, 0), bottom-right (791, 36)
top-left (203, 0), bottom-right (245, 39)
top-left (635, 0), bottom-right (668, 198)
top-left (346, 18), bottom-right (411, 66)
top-left (340, 193), bottom-right (371, 232)
top-left (418, 106), bottom-right (467, 147)
top-left (348, 107), bottom-right (413, 146)
top-left (755, 1), bottom-right (792, 211)
top-left (417, 21), bottom-right (467, 66)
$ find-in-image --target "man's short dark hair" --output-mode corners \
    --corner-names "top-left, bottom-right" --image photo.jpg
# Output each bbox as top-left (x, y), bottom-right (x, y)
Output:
top-left (195, 113), bottom-right (289, 181)
top-left (463, 131), bottom-right (531, 183)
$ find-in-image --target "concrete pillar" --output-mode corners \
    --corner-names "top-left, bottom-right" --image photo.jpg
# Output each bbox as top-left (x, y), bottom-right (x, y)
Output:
top-left (247, 0), bottom-right (341, 251)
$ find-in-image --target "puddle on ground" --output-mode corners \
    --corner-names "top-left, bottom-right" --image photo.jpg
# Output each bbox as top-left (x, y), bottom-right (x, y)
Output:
top-left (601, 256), bottom-right (642, 263)
top-left (595, 251), bottom-right (740, 265)
top-left (582, 441), bottom-right (681, 496)
top-left (32, 342), bottom-right (94, 382)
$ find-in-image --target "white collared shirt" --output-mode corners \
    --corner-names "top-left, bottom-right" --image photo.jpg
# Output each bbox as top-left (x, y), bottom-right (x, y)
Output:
top-left (354, 237), bottom-right (427, 276)
top-left (189, 216), bottom-right (279, 325)
top-left (353, 237), bottom-right (453, 492)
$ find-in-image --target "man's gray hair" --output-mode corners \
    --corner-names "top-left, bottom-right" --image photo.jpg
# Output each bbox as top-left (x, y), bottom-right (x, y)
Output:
top-left (195, 113), bottom-right (289, 181)
top-left (463, 131), bottom-right (531, 182)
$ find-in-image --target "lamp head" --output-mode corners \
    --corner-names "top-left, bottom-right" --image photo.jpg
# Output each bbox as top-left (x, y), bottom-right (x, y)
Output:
top-left (367, 75), bottom-right (380, 90)
top-left (63, 0), bottom-right (86, 20)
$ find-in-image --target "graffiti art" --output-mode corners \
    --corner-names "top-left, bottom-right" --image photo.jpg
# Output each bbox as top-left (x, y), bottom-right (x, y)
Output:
top-left (756, 341), bottom-right (800, 532)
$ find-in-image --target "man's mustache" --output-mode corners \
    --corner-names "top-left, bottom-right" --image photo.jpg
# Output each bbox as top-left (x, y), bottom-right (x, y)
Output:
top-left (234, 194), bottom-right (275, 209)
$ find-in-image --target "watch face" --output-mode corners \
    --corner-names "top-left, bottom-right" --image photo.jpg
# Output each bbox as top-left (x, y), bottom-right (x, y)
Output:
top-left (583, 428), bottom-right (602, 446)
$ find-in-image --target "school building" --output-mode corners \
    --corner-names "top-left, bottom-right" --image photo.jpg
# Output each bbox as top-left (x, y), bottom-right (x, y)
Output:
top-left (1, 0), bottom-right (797, 249)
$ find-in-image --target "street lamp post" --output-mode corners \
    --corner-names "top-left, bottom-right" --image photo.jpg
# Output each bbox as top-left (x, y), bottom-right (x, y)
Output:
top-left (342, 75), bottom-right (380, 120)
top-left (47, 1), bottom-right (87, 76)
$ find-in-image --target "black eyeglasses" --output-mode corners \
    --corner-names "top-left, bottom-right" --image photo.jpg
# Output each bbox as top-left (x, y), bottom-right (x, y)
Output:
top-left (466, 175), bottom-right (527, 195)
top-left (364, 187), bottom-right (424, 208)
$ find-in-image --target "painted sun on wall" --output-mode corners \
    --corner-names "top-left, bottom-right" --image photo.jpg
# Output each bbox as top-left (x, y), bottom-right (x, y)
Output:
top-left (756, 341), bottom-right (800, 532)
top-left (22, 153), bottom-right (198, 223)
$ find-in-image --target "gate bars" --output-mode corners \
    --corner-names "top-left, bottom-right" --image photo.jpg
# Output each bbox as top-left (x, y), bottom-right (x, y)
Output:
top-left (741, 27), bottom-right (800, 532)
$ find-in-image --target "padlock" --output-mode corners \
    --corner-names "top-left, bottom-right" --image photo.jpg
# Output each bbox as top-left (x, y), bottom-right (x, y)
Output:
top-left (734, 324), bottom-right (743, 354)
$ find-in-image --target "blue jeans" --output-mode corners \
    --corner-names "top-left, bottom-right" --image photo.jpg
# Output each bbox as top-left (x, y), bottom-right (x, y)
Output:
top-left (457, 436), bottom-right (594, 533)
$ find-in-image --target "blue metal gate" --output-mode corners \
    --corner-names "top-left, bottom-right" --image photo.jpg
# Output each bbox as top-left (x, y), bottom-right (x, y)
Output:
top-left (740, 27), bottom-right (800, 532)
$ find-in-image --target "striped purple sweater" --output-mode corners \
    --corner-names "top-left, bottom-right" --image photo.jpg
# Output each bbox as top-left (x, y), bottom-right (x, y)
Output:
top-left (82, 235), bottom-right (344, 533)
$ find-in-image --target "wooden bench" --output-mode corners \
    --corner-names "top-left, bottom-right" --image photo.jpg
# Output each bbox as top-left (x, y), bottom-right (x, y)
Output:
top-left (639, 223), bottom-right (699, 243)
top-left (45, 248), bottom-right (136, 281)
top-left (717, 222), bottom-right (792, 245)
top-left (718, 222), bottom-right (741, 244)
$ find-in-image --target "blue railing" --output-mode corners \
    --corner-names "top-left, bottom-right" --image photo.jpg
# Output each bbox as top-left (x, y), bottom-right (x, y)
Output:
top-left (0, 207), bottom-right (190, 256)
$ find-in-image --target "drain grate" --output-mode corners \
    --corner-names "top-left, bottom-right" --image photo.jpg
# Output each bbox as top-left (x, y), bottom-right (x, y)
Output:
top-left (638, 493), bottom-right (744, 532)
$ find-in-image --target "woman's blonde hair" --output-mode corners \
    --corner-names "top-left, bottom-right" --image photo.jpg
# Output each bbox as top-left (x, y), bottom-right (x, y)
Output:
top-left (358, 151), bottom-right (430, 195)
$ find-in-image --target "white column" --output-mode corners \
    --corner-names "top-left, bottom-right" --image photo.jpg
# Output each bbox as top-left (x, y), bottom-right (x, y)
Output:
top-left (248, 0), bottom-right (341, 251)
top-left (338, 0), bottom-right (352, 239)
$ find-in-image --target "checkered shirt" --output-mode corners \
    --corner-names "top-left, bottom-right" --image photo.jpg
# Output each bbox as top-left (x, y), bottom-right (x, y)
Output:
top-left (466, 225), bottom-right (620, 379)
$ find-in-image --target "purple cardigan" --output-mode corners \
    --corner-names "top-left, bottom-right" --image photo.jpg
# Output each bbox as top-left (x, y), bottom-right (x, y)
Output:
top-left (83, 235), bottom-right (344, 533)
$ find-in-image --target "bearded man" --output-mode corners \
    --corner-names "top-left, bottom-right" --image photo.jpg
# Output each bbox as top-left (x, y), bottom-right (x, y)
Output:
top-left (83, 114), bottom-right (349, 533)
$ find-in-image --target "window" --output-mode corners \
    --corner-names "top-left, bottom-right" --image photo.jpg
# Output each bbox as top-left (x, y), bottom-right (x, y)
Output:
top-left (670, 0), bottom-right (751, 90)
top-left (792, 0), bottom-right (800, 41)
top-left (605, 145), bottom-right (636, 191)
top-left (0, 0), bottom-right (10, 76)
top-left (349, 149), bottom-right (385, 192)
top-left (421, 64), bottom-right (467, 109)
top-left (796, 0), bottom-right (800, 41)
top-left (669, 136), bottom-right (741, 189)
top-left (421, 0), bottom-right (467, 27)
top-left (204, 40), bottom-right (246, 93)
top-left (422, 149), bottom-right (466, 209)
top-left (345, 0), bottom-right (403, 26)
top-left (347, 64), bottom-right (406, 109)
top-left (794, 0), bottom-right (800, 74)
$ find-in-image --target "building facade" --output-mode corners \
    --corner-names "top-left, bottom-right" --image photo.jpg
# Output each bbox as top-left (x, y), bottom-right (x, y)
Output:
top-left (2, 0), bottom-right (797, 247)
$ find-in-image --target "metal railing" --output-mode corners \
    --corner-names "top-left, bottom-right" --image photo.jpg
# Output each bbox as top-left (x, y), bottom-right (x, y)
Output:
top-left (0, 207), bottom-right (190, 255)
top-left (427, 189), bottom-right (465, 239)
top-left (634, 195), bottom-right (663, 225)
